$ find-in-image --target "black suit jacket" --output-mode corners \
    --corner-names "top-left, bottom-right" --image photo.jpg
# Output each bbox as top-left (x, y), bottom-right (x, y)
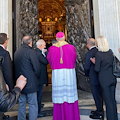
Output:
top-left (84, 47), bottom-right (99, 85)
top-left (0, 46), bottom-right (13, 90)
top-left (35, 48), bottom-right (48, 85)
top-left (95, 49), bottom-right (116, 86)
top-left (14, 44), bottom-right (41, 94)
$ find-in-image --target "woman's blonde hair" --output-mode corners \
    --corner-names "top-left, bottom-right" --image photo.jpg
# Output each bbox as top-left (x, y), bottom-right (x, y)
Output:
top-left (96, 36), bottom-right (109, 52)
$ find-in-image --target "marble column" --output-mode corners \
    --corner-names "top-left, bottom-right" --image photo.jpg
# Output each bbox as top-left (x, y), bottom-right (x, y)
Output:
top-left (93, 0), bottom-right (120, 58)
top-left (93, 0), bottom-right (120, 102)
top-left (0, 0), bottom-right (13, 58)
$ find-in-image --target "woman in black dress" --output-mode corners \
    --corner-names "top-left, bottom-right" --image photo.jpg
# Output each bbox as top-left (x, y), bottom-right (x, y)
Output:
top-left (91, 36), bottom-right (118, 120)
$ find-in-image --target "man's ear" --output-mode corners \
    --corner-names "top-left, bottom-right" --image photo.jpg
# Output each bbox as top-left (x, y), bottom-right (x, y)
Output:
top-left (5, 40), bottom-right (8, 44)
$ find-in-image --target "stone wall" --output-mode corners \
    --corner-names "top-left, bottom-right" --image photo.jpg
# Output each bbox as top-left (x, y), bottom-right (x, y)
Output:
top-left (16, 0), bottom-right (39, 49)
top-left (65, 0), bottom-right (92, 91)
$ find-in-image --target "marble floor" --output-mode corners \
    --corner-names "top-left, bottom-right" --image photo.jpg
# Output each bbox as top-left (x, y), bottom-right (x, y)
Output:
top-left (5, 85), bottom-right (120, 120)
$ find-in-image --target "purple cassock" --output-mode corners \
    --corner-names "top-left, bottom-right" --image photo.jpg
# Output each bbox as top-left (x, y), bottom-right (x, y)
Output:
top-left (47, 41), bottom-right (80, 120)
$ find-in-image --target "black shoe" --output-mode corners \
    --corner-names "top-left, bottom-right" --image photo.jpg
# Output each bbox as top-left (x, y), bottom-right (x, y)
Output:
top-left (37, 113), bottom-right (45, 118)
top-left (2, 114), bottom-right (9, 119)
top-left (91, 110), bottom-right (104, 116)
top-left (89, 114), bottom-right (104, 120)
top-left (41, 104), bottom-right (44, 108)
top-left (91, 110), bottom-right (97, 114)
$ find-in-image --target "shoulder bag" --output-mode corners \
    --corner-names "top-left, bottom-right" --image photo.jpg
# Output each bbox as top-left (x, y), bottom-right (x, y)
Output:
top-left (113, 55), bottom-right (120, 78)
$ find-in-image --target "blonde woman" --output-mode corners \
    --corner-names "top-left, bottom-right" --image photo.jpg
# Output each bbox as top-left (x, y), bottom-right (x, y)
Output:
top-left (91, 36), bottom-right (118, 120)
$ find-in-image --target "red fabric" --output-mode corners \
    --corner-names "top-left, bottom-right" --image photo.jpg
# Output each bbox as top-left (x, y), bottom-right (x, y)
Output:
top-left (53, 100), bottom-right (80, 120)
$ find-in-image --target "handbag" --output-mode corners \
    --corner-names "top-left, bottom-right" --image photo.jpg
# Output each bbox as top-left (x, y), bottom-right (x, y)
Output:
top-left (113, 55), bottom-right (120, 78)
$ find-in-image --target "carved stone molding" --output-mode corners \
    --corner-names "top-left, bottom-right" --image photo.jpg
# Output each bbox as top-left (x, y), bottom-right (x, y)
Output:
top-left (65, 0), bottom-right (91, 92)
top-left (16, 0), bottom-right (40, 49)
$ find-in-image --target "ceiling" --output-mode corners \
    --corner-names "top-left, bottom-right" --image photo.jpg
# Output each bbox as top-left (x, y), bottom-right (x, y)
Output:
top-left (38, 0), bottom-right (65, 22)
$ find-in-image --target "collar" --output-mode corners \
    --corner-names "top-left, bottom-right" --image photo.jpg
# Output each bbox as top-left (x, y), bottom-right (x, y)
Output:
top-left (0, 44), bottom-right (5, 49)
top-left (22, 44), bottom-right (32, 49)
top-left (36, 48), bottom-right (42, 52)
top-left (54, 41), bottom-right (68, 47)
top-left (89, 46), bottom-right (96, 50)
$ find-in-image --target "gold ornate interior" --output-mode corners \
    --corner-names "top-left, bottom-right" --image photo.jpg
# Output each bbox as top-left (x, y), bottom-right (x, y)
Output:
top-left (38, 0), bottom-right (66, 44)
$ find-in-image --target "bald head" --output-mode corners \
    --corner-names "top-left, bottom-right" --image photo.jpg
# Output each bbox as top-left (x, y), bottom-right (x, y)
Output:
top-left (22, 36), bottom-right (32, 45)
top-left (87, 38), bottom-right (96, 46)
top-left (86, 38), bottom-right (96, 50)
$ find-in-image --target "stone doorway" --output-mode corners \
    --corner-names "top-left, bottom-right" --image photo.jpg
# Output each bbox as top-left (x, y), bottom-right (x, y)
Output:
top-left (14, 0), bottom-right (93, 92)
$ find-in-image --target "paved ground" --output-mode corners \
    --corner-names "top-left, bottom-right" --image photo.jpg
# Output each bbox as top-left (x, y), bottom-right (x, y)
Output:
top-left (5, 84), bottom-right (120, 120)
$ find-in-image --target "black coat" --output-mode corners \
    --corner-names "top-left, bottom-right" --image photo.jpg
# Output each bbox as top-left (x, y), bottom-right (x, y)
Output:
top-left (95, 49), bottom-right (116, 86)
top-left (84, 47), bottom-right (99, 85)
top-left (35, 48), bottom-right (48, 85)
top-left (14, 44), bottom-right (40, 94)
top-left (0, 46), bottom-right (13, 90)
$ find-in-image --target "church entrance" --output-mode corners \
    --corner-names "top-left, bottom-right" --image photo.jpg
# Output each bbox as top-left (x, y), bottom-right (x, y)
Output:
top-left (38, 0), bottom-right (66, 46)
top-left (13, 0), bottom-right (94, 92)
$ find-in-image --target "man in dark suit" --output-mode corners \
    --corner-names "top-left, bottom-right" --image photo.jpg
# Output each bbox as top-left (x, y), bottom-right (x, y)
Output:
top-left (84, 38), bottom-right (104, 119)
top-left (0, 33), bottom-right (13, 90)
top-left (14, 36), bottom-right (40, 120)
top-left (35, 39), bottom-right (48, 118)
top-left (0, 33), bottom-right (14, 119)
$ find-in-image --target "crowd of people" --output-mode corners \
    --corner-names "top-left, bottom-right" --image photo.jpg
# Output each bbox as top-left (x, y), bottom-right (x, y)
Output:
top-left (0, 32), bottom-right (119, 120)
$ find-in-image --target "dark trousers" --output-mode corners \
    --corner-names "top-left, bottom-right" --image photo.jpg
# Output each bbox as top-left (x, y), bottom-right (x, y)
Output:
top-left (100, 82), bottom-right (118, 120)
top-left (37, 84), bottom-right (44, 114)
top-left (91, 85), bottom-right (103, 115)
top-left (0, 112), bottom-right (2, 120)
